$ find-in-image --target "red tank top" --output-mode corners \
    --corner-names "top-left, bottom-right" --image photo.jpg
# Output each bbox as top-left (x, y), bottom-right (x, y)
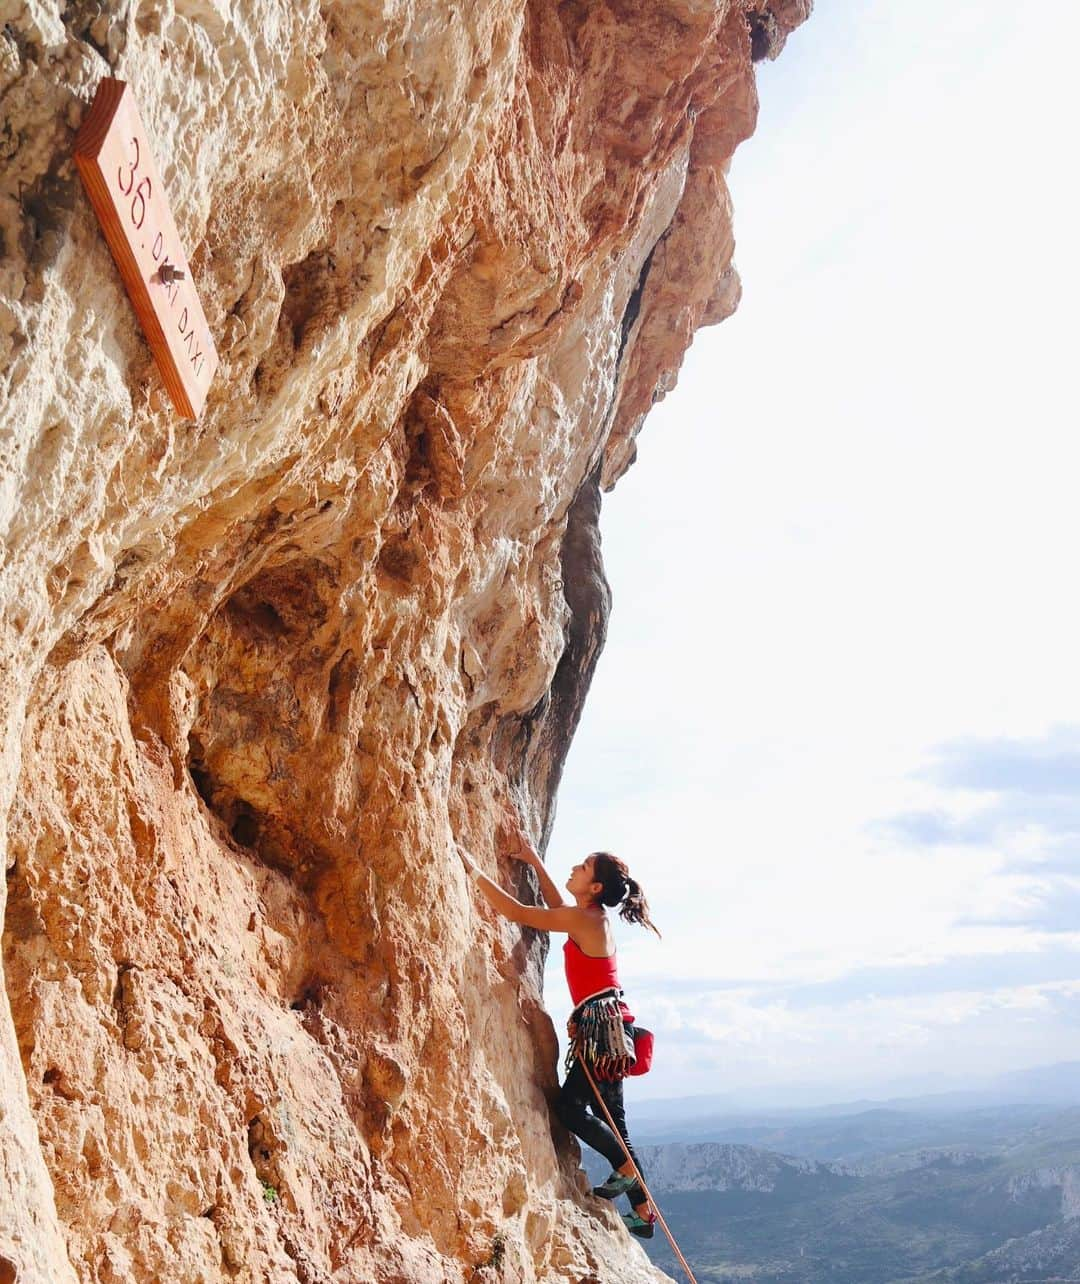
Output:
top-left (563, 938), bottom-right (634, 1021)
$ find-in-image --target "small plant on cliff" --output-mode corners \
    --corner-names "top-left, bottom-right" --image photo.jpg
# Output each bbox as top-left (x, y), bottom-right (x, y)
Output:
top-left (487, 1232), bottom-right (506, 1270)
top-left (261, 1180), bottom-right (278, 1204)
top-left (469, 1230), bottom-right (508, 1280)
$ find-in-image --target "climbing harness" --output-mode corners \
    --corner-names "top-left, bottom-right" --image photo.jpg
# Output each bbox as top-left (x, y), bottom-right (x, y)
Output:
top-left (578, 1055), bottom-right (701, 1284)
top-left (566, 989), bottom-right (637, 1081)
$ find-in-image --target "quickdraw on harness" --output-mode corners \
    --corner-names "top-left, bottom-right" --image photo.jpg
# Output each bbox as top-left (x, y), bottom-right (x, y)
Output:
top-left (565, 987), bottom-right (636, 1082)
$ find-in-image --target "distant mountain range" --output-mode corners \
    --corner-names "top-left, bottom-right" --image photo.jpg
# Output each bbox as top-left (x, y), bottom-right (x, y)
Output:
top-left (601, 1141), bottom-right (852, 1193)
top-left (632, 1102), bottom-right (1075, 1165)
top-left (631, 1061), bottom-right (1080, 1133)
top-left (575, 1084), bottom-right (1080, 1283)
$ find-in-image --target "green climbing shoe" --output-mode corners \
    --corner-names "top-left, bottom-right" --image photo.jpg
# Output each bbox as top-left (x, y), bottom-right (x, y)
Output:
top-left (622, 1212), bottom-right (656, 1239)
top-left (592, 1172), bottom-right (636, 1199)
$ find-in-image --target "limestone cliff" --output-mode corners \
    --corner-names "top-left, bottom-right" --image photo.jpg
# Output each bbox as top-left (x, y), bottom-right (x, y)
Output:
top-left (0, 1), bottom-right (810, 1280)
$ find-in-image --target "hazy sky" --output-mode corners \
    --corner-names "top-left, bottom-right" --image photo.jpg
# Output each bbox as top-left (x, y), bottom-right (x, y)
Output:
top-left (543, 0), bottom-right (1080, 1103)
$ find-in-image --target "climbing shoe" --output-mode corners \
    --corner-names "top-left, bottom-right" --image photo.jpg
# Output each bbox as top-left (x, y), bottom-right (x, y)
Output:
top-left (622, 1211), bottom-right (656, 1239)
top-left (592, 1172), bottom-right (636, 1199)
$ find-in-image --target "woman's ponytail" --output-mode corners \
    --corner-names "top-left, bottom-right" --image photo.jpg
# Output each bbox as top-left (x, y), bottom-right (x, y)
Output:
top-left (619, 875), bottom-right (661, 939)
top-left (592, 852), bottom-right (662, 939)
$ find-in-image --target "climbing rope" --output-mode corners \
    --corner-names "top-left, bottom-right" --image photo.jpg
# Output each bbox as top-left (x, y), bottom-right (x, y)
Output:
top-left (578, 1056), bottom-right (700, 1284)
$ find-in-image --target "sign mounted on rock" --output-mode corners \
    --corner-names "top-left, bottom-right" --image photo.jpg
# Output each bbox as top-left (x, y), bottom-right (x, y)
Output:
top-left (74, 77), bottom-right (218, 420)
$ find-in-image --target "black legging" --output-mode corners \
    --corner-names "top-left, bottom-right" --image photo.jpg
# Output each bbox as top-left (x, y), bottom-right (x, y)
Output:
top-left (555, 1041), bottom-right (647, 1208)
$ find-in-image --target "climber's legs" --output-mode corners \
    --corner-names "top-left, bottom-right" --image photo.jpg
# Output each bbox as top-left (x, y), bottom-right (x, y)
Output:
top-left (555, 1057), bottom-right (650, 1215)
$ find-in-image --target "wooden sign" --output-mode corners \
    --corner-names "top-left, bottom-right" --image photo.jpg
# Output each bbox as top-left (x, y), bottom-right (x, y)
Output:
top-left (74, 78), bottom-right (217, 419)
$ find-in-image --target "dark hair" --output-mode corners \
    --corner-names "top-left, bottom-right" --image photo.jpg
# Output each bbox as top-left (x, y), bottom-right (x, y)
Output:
top-left (590, 852), bottom-right (661, 939)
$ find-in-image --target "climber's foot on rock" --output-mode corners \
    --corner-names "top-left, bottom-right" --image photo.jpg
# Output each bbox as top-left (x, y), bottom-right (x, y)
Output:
top-left (622, 1211), bottom-right (656, 1239)
top-left (591, 1171), bottom-right (636, 1199)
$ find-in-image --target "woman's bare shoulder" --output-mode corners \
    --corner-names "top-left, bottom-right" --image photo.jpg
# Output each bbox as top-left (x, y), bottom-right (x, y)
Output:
top-left (567, 907), bottom-right (611, 955)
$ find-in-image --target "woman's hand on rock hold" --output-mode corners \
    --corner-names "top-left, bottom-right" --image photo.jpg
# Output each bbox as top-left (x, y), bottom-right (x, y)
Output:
top-left (515, 840), bottom-right (540, 867)
top-left (500, 821), bottom-right (537, 865)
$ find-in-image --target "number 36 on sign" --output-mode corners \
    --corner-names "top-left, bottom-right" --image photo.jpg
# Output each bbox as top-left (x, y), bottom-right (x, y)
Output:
top-left (74, 78), bottom-right (218, 420)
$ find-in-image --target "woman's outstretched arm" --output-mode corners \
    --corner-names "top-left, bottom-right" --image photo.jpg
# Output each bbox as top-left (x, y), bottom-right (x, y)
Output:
top-left (505, 826), bottom-right (566, 908)
top-left (457, 844), bottom-right (579, 933)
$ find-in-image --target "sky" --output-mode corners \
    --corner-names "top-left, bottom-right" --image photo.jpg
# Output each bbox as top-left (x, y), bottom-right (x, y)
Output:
top-left (543, 0), bottom-right (1080, 1104)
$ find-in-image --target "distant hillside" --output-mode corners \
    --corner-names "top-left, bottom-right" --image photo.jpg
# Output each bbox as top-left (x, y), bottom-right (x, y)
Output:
top-left (580, 1105), bottom-right (1080, 1283)
top-left (900, 1217), bottom-right (1080, 1283)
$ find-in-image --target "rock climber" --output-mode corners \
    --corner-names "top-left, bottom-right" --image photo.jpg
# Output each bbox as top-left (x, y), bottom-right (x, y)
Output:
top-left (456, 827), bottom-right (660, 1240)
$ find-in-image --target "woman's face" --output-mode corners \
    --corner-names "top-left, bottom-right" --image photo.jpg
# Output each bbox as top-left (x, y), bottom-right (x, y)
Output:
top-left (566, 854), bottom-right (601, 899)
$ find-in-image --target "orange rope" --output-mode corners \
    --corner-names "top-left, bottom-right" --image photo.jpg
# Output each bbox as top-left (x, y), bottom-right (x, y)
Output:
top-left (578, 1057), bottom-right (700, 1284)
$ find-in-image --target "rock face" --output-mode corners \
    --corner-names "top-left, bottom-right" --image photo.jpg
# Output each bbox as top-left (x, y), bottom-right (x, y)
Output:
top-left (0, 1), bottom-right (809, 1280)
top-left (1008, 1166), bottom-right (1080, 1221)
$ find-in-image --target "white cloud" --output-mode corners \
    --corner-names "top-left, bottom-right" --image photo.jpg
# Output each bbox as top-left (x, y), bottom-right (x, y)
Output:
top-left (625, 981), bottom-right (1080, 1101)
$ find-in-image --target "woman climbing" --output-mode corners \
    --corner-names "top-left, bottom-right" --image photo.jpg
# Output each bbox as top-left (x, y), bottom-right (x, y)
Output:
top-left (456, 827), bottom-right (660, 1240)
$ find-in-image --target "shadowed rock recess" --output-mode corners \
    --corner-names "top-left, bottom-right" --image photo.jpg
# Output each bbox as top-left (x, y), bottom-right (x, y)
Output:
top-left (0, 1), bottom-right (810, 1280)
